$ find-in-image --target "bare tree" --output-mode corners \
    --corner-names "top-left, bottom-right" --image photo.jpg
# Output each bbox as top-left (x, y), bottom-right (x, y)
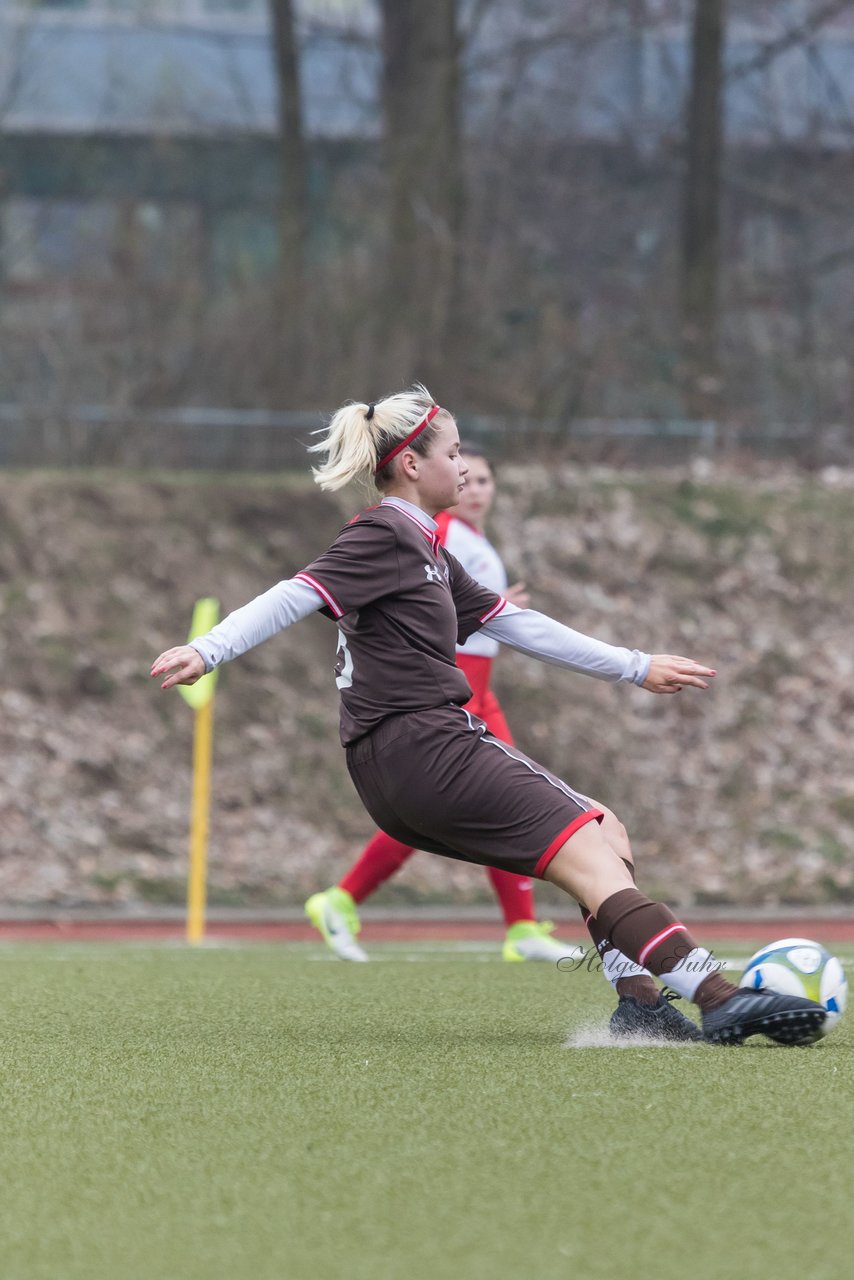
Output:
top-left (379, 0), bottom-right (463, 391)
top-left (268, 0), bottom-right (309, 388)
top-left (680, 0), bottom-right (726, 420)
top-left (727, 0), bottom-right (854, 83)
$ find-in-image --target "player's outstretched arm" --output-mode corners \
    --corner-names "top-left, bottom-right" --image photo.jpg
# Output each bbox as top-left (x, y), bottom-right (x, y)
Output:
top-left (150, 577), bottom-right (325, 690)
top-left (641, 654), bottom-right (716, 695)
top-left (480, 606), bottom-right (715, 691)
top-left (151, 646), bottom-right (206, 690)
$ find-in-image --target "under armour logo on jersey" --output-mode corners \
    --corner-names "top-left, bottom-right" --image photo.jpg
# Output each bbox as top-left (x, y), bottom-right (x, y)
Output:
top-left (424, 563), bottom-right (443, 584)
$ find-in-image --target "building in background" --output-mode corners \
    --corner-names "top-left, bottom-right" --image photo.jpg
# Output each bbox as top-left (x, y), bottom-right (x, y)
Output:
top-left (2, 0), bottom-right (854, 292)
top-left (1, 0), bottom-right (853, 440)
top-left (0, 0), bottom-right (376, 294)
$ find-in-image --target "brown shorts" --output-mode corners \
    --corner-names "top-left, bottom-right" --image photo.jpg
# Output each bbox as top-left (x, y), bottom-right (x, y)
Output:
top-left (345, 704), bottom-right (603, 879)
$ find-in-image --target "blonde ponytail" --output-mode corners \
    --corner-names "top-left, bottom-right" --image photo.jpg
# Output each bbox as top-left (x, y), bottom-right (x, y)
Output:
top-left (309, 384), bottom-right (446, 493)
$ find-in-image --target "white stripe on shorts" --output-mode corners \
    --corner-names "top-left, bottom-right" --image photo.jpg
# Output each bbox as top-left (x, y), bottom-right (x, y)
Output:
top-left (460, 708), bottom-right (593, 811)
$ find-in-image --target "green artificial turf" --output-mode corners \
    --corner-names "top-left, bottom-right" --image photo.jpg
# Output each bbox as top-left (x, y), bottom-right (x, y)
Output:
top-left (0, 942), bottom-right (850, 1280)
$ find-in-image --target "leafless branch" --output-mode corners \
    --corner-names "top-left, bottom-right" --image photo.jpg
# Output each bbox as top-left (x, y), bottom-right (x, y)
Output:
top-left (727, 0), bottom-right (854, 81)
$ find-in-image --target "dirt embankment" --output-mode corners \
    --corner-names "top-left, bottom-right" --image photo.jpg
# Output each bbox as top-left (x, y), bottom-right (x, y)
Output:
top-left (2, 466), bottom-right (853, 909)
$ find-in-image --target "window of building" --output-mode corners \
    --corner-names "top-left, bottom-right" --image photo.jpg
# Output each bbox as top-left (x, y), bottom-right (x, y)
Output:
top-left (1, 197), bottom-right (201, 287)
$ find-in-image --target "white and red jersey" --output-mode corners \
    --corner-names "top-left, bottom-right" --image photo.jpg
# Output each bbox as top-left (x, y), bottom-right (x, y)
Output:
top-left (436, 512), bottom-right (507, 659)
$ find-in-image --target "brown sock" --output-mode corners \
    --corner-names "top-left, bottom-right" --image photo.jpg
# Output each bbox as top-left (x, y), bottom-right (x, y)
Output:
top-left (595, 888), bottom-right (737, 1009)
top-left (610, 860), bottom-right (660, 1004)
top-left (616, 975), bottom-right (662, 1004)
top-left (580, 869), bottom-right (660, 1006)
top-left (694, 972), bottom-right (738, 1012)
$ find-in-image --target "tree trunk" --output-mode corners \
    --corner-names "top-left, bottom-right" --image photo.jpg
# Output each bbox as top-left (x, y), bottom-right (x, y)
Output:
top-left (268, 0), bottom-right (309, 395)
top-left (680, 0), bottom-right (726, 421)
top-left (380, 0), bottom-right (463, 393)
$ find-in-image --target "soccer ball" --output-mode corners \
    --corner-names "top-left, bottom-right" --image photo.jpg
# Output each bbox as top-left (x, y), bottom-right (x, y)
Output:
top-left (739, 937), bottom-right (847, 1040)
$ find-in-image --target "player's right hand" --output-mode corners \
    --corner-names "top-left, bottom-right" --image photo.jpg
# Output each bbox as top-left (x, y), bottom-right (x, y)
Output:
top-left (150, 645), bottom-right (206, 690)
top-left (642, 654), bottom-right (716, 695)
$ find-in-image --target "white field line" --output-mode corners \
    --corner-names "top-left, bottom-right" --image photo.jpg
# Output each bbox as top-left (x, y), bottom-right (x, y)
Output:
top-left (0, 942), bottom-right (849, 969)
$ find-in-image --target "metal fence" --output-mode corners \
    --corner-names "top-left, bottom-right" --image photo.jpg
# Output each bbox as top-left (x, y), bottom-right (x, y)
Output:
top-left (0, 404), bottom-right (850, 470)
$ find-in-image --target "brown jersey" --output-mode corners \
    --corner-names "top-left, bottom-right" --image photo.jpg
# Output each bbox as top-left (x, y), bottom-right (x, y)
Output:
top-left (295, 499), bottom-right (507, 745)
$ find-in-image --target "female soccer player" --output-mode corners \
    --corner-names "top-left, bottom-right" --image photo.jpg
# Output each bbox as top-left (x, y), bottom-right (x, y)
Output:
top-left (305, 443), bottom-right (579, 966)
top-left (151, 387), bottom-right (825, 1046)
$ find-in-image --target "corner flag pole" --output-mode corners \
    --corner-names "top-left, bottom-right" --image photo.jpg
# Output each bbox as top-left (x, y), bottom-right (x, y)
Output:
top-left (178, 598), bottom-right (220, 945)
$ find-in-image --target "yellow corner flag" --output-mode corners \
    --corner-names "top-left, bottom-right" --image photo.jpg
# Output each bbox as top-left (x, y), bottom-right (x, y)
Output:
top-left (181, 598), bottom-right (220, 944)
top-left (178, 597), bottom-right (220, 711)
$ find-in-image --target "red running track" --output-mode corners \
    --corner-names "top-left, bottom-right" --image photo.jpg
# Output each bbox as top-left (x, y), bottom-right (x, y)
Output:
top-left (0, 917), bottom-right (852, 944)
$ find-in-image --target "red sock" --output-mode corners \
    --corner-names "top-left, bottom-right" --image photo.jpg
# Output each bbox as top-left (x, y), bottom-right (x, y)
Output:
top-left (338, 831), bottom-right (415, 904)
top-left (488, 867), bottom-right (536, 926)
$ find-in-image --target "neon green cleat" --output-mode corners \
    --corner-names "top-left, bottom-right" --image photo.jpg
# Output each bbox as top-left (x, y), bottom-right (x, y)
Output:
top-left (304, 887), bottom-right (369, 962)
top-left (502, 921), bottom-right (585, 963)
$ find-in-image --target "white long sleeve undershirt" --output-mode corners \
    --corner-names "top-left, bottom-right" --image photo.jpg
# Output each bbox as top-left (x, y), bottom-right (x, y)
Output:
top-left (481, 603), bottom-right (651, 686)
top-left (189, 577), bottom-right (651, 688)
top-left (190, 578), bottom-right (323, 670)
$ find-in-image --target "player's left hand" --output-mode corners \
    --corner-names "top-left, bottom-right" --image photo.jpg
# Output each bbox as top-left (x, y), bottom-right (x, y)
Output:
top-left (642, 655), bottom-right (716, 694)
top-left (505, 581), bottom-right (531, 609)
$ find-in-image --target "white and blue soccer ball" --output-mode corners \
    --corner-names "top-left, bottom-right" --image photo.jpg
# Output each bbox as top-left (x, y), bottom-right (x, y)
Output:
top-left (739, 937), bottom-right (847, 1040)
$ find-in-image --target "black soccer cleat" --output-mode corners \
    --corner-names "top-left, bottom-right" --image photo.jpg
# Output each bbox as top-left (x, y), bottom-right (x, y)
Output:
top-left (701, 987), bottom-right (826, 1046)
top-left (610, 993), bottom-right (705, 1043)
